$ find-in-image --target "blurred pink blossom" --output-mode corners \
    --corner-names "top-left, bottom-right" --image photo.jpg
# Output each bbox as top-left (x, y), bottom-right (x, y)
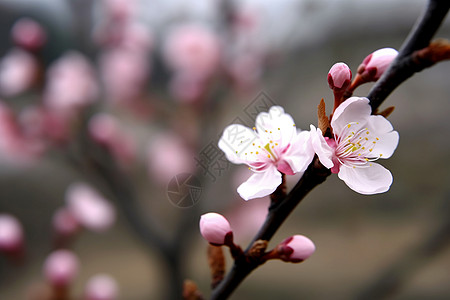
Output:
top-left (19, 106), bottom-right (71, 146)
top-left (84, 274), bottom-right (119, 300)
top-left (11, 18), bottom-right (47, 51)
top-left (99, 48), bottom-right (150, 104)
top-left (0, 49), bottom-right (38, 97)
top-left (43, 52), bottom-right (99, 113)
top-left (65, 182), bottom-right (116, 232)
top-left (0, 214), bottom-right (24, 253)
top-left (88, 113), bottom-right (136, 167)
top-left (164, 24), bottom-right (221, 78)
top-left (225, 53), bottom-right (263, 90)
top-left (147, 134), bottom-right (195, 184)
top-left (52, 207), bottom-right (80, 238)
top-left (227, 168), bottom-right (269, 238)
top-left (43, 250), bottom-right (79, 287)
top-left (102, 0), bottom-right (137, 22)
top-left (0, 101), bottom-right (40, 162)
top-left (169, 72), bottom-right (207, 103)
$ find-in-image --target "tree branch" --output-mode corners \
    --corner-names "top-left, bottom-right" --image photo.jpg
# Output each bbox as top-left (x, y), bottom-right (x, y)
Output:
top-left (210, 160), bottom-right (330, 299)
top-left (368, 0), bottom-right (450, 112)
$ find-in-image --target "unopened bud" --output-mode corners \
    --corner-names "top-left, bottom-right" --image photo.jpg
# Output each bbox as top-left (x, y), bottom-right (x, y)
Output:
top-left (328, 62), bottom-right (352, 91)
top-left (84, 274), bottom-right (119, 300)
top-left (357, 48), bottom-right (398, 81)
top-left (11, 18), bottom-right (47, 51)
top-left (43, 250), bottom-right (79, 287)
top-left (52, 207), bottom-right (80, 237)
top-left (199, 213), bottom-right (232, 245)
top-left (277, 235), bottom-right (315, 263)
top-left (0, 214), bottom-right (24, 254)
top-left (65, 182), bottom-right (116, 232)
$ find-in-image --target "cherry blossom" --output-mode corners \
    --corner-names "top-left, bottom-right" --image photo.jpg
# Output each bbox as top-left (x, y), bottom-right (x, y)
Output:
top-left (311, 97), bottom-right (399, 194)
top-left (219, 106), bottom-right (313, 200)
top-left (43, 250), bottom-right (79, 287)
top-left (84, 274), bottom-right (119, 300)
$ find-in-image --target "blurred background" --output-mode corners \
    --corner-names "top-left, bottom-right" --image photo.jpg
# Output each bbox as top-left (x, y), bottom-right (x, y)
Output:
top-left (0, 0), bottom-right (449, 299)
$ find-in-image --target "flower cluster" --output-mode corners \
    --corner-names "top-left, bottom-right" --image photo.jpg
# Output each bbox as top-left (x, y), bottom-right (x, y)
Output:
top-left (218, 48), bottom-right (399, 200)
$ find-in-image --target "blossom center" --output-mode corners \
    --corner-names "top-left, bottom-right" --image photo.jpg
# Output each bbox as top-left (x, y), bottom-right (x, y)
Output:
top-left (333, 122), bottom-right (383, 169)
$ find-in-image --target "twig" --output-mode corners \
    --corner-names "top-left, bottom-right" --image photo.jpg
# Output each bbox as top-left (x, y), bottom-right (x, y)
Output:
top-left (368, 0), bottom-right (450, 112)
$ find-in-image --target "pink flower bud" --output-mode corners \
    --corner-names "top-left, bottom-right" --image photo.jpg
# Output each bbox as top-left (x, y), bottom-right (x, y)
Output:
top-left (84, 274), bottom-right (119, 300)
top-left (328, 62), bottom-right (352, 90)
top-left (277, 235), bottom-right (315, 262)
top-left (88, 114), bottom-right (136, 168)
top-left (0, 48), bottom-right (38, 97)
top-left (163, 24), bottom-right (221, 78)
top-left (66, 183), bottom-right (116, 232)
top-left (43, 250), bottom-right (79, 287)
top-left (52, 207), bottom-right (80, 237)
top-left (357, 48), bottom-right (398, 81)
top-left (199, 213), bottom-right (232, 245)
top-left (11, 18), bottom-right (47, 50)
top-left (43, 52), bottom-right (99, 113)
top-left (0, 214), bottom-right (23, 253)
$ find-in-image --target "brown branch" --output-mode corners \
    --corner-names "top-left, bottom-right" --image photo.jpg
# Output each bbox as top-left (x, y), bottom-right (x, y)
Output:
top-left (368, 0), bottom-right (450, 112)
top-left (210, 160), bottom-right (331, 299)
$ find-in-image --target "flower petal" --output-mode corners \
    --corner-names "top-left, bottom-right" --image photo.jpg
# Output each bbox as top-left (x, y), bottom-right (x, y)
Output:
top-left (367, 115), bottom-right (399, 159)
top-left (255, 106), bottom-right (296, 147)
top-left (237, 166), bottom-right (282, 200)
top-left (331, 97), bottom-right (371, 135)
top-left (310, 125), bottom-right (334, 169)
top-left (280, 130), bottom-right (315, 173)
top-left (218, 124), bottom-right (259, 165)
top-left (338, 163), bottom-right (393, 195)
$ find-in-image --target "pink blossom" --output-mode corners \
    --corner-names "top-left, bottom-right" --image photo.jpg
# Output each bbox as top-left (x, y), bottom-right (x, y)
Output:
top-left (219, 106), bottom-right (313, 200)
top-left (102, 0), bottom-right (137, 22)
top-left (0, 214), bottom-right (23, 253)
top-left (311, 97), bottom-right (399, 194)
top-left (277, 235), bottom-right (316, 262)
top-left (44, 52), bottom-right (98, 113)
top-left (88, 113), bottom-right (136, 167)
top-left (43, 250), bottom-right (79, 287)
top-left (99, 48), bottom-right (150, 104)
top-left (11, 18), bottom-right (47, 50)
top-left (147, 134), bottom-right (195, 184)
top-left (225, 53), bottom-right (263, 90)
top-left (0, 48), bottom-right (38, 97)
top-left (357, 48), bottom-right (398, 81)
top-left (199, 213), bottom-right (232, 245)
top-left (65, 183), bottom-right (116, 232)
top-left (168, 72), bottom-right (207, 103)
top-left (164, 24), bottom-right (221, 78)
top-left (84, 274), bottom-right (119, 300)
top-left (0, 101), bottom-right (37, 162)
top-left (19, 106), bottom-right (71, 144)
top-left (52, 207), bottom-right (80, 237)
top-left (328, 62), bottom-right (352, 90)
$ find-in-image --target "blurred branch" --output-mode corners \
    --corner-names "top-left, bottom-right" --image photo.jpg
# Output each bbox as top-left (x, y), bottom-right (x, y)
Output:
top-left (355, 204), bottom-right (450, 299)
top-left (368, 0), bottom-right (450, 112)
top-left (63, 117), bottom-right (190, 299)
top-left (210, 0), bottom-right (450, 298)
